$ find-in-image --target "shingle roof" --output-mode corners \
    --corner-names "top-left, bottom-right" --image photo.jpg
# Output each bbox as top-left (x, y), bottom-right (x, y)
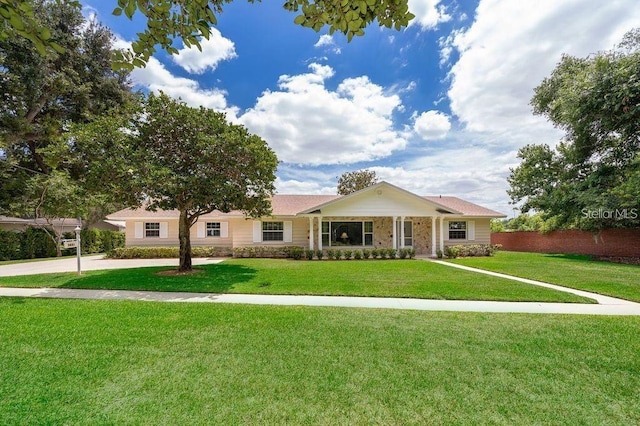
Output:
top-left (0, 216), bottom-right (83, 226)
top-left (107, 191), bottom-right (504, 219)
top-left (423, 196), bottom-right (506, 217)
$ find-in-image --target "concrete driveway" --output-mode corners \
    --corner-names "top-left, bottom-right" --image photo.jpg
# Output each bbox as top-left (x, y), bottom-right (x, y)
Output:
top-left (0, 255), bottom-right (224, 277)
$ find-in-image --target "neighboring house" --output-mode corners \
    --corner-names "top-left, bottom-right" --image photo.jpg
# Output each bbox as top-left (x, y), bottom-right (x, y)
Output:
top-left (0, 216), bottom-right (124, 233)
top-left (106, 181), bottom-right (506, 256)
top-left (0, 216), bottom-right (82, 234)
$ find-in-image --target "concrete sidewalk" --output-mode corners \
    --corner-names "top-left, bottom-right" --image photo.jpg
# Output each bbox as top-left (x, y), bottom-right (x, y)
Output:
top-left (1, 287), bottom-right (640, 315)
top-left (0, 255), bottom-right (224, 276)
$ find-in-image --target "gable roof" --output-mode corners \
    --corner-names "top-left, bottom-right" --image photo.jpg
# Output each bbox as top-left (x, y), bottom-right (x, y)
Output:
top-left (106, 182), bottom-right (505, 219)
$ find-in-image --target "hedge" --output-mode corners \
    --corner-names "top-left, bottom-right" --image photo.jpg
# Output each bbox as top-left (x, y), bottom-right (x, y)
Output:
top-left (108, 246), bottom-right (233, 259)
top-left (0, 227), bottom-right (125, 261)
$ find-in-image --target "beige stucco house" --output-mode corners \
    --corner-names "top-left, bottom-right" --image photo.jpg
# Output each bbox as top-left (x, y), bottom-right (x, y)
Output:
top-left (106, 182), bottom-right (506, 256)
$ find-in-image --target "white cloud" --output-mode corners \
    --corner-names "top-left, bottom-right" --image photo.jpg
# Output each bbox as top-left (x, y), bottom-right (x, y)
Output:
top-left (446, 0), bottom-right (640, 142)
top-left (407, 0), bottom-right (451, 30)
top-left (313, 34), bottom-right (341, 54)
top-left (173, 29), bottom-right (237, 74)
top-left (275, 177), bottom-right (335, 195)
top-left (370, 146), bottom-right (518, 214)
top-left (239, 63), bottom-right (406, 165)
top-left (413, 110), bottom-right (451, 140)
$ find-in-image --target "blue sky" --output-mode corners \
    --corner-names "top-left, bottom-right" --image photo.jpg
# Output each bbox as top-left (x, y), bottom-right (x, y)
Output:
top-left (83, 0), bottom-right (639, 215)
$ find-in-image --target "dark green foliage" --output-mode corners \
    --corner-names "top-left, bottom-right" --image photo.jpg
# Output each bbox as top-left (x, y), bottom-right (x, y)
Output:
top-left (337, 169), bottom-right (379, 195)
top-left (353, 250), bottom-right (362, 260)
top-left (315, 249), bottom-right (324, 260)
top-left (77, 229), bottom-right (125, 254)
top-left (342, 249), bottom-right (352, 259)
top-left (370, 248), bottom-right (379, 259)
top-left (305, 249), bottom-right (314, 260)
top-left (231, 246), bottom-right (302, 259)
top-left (289, 247), bottom-right (304, 260)
top-left (0, 230), bottom-right (22, 261)
top-left (362, 248), bottom-right (371, 259)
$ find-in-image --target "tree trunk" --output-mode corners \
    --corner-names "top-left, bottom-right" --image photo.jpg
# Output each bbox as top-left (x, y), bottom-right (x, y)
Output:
top-left (178, 210), bottom-right (192, 272)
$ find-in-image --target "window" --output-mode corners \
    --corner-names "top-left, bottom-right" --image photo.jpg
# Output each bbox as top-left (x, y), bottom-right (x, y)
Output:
top-left (145, 222), bottom-right (160, 238)
top-left (448, 221), bottom-right (467, 240)
top-left (403, 221), bottom-right (413, 246)
top-left (262, 221), bottom-right (284, 241)
top-left (206, 222), bottom-right (221, 237)
top-left (321, 221), bottom-right (374, 246)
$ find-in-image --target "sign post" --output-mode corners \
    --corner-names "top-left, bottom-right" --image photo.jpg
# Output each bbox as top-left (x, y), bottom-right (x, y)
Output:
top-left (74, 226), bottom-right (81, 275)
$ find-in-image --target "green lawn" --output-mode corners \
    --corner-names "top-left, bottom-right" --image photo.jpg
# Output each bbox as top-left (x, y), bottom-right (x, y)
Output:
top-left (0, 298), bottom-right (638, 424)
top-left (0, 259), bottom-right (592, 303)
top-left (449, 251), bottom-right (640, 302)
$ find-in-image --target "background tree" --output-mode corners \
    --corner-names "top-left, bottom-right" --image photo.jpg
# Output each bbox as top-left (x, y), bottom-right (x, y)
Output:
top-left (77, 93), bottom-right (279, 272)
top-left (508, 29), bottom-right (640, 231)
top-left (2, 0), bottom-right (414, 69)
top-left (337, 169), bottom-right (379, 195)
top-left (0, 0), bottom-right (133, 229)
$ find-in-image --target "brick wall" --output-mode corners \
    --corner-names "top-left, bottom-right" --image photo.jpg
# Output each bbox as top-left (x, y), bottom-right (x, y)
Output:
top-left (491, 229), bottom-right (640, 257)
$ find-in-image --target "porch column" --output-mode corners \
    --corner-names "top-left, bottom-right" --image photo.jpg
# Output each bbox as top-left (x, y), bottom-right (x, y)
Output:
top-left (392, 216), bottom-right (397, 249)
top-left (317, 216), bottom-right (323, 251)
top-left (439, 215), bottom-right (444, 253)
top-left (308, 216), bottom-right (314, 250)
top-left (400, 216), bottom-right (405, 249)
top-left (431, 216), bottom-right (436, 257)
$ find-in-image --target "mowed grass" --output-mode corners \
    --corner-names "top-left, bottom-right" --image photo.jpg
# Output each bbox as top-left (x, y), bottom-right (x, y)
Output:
top-left (0, 259), bottom-right (592, 303)
top-left (0, 298), bottom-right (638, 424)
top-left (450, 251), bottom-right (640, 302)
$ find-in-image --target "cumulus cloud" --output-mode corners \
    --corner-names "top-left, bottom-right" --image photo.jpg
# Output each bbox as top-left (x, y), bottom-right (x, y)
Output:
top-left (173, 29), bottom-right (238, 74)
top-left (239, 63), bottom-right (406, 165)
top-left (314, 34), bottom-right (341, 54)
top-left (407, 0), bottom-right (451, 30)
top-left (446, 0), bottom-right (640, 141)
top-left (413, 110), bottom-right (451, 140)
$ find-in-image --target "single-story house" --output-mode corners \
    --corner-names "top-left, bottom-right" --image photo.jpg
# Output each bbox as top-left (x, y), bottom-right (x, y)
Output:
top-left (0, 216), bottom-right (82, 234)
top-left (0, 216), bottom-right (125, 233)
top-left (106, 181), bottom-right (506, 256)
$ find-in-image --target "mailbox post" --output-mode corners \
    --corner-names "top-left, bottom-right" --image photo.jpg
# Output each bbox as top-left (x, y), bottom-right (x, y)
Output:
top-left (74, 226), bottom-right (81, 275)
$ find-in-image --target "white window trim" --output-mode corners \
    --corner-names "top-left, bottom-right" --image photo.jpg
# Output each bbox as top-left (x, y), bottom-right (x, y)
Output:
top-left (321, 220), bottom-right (374, 247)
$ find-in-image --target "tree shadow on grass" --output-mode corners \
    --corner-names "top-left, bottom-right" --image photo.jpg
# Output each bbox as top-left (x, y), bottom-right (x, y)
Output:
top-left (60, 263), bottom-right (257, 294)
top-left (541, 253), bottom-right (593, 262)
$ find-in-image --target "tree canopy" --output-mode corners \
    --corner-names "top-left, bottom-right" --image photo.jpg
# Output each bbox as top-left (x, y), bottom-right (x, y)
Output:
top-left (1, 0), bottom-right (414, 69)
top-left (337, 169), bottom-right (379, 195)
top-left (0, 0), bottom-right (133, 252)
top-left (75, 93), bottom-right (279, 271)
top-left (508, 29), bottom-right (640, 231)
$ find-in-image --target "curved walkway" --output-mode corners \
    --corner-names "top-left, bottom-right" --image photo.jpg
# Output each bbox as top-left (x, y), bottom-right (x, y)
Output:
top-left (1, 256), bottom-right (639, 315)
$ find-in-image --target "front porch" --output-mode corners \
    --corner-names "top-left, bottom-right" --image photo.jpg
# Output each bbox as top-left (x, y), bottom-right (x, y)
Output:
top-left (304, 215), bottom-right (450, 256)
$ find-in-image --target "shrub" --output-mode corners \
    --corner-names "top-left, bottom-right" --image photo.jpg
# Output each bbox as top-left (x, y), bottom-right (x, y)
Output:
top-left (21, 227), bottom-right (57, 259)
top-left (305, 249), bottom-right (315, 260)
top-left (0, 230), bottom-right (22, 260)
top-left (109, 246), bottom-right (233, 259)
top-left (445, 244), bottom-right (501, 257)
top-left (80, 229), bottom-right (125, 254)
top-left (290, 246), bottom-right (304, 260)
top-left (353, 250), bottom-right (363, 260)
top-left (409, 248), bottom-right (416, 259)
top-left (379, 249), bottom-right (387, 259)
top-left (326, 249), bottom-right (336, 260)
top-left (436, 249), bottom-right (443, 259)
top-left (232, 246), bottom-right (300, 258)
top-left (362, 248), bottom-right (371, 259)
top-left (334, 249), bottom-right (342, 260)
top-left (371, 248), bottom-right (379, 259)
top-left (315, 249), bottom-right (324, 260)
top-left (444, 246), bottom-right (460, 258)
top-left (387, 248), bottom-right (397, 259)
top-left (343, 249), bottom-right (353, 260)
top-left (398, 248), bottom-right (408, 259)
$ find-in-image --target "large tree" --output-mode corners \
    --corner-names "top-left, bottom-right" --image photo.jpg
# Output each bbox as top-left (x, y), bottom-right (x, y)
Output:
top-left (508, 29), bottom-right (640, 231)
top-left (1, 0), bottom-right (414, 68)
top-left (337, 169), bottom-right (379, 195)
top-left (0, 0), bottom-right (133, 250)
top-left (77, 93), bottom-right (278, 271)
